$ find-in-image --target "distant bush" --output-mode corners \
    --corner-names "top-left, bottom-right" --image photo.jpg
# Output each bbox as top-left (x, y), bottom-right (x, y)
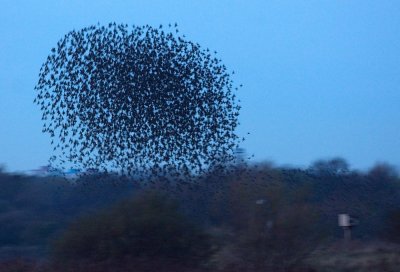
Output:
top-left (383, 208), bottom-right (400, 244)
top-left (210, 181), bottom-right (325, 272)
top-left (51, 190), bottom-right (212, 269)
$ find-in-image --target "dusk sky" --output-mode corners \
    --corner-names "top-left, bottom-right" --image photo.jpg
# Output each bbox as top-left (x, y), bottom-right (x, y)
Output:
top-left (1, 0), bottom-right (399, 172)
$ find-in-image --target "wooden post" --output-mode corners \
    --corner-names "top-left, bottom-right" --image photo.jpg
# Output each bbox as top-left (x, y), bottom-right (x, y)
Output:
top-left (344, 226), bottom-right (351, 241)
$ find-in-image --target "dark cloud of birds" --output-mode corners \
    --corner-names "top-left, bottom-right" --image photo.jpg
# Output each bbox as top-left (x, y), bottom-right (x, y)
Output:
top-left (34, 23), bottom-right (241, 180)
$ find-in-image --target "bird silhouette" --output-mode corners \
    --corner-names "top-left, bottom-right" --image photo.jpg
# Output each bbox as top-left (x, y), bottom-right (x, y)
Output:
top-left (34, 23), bottom-right (242, 182)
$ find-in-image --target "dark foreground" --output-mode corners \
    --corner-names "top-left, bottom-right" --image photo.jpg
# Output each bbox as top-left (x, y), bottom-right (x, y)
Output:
top-left (0, 161), bottom-right (399, 271)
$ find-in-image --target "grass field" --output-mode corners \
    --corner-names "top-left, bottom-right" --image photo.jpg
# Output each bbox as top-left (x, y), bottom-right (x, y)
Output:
top-left (307, 241), bottom-right (400, 272)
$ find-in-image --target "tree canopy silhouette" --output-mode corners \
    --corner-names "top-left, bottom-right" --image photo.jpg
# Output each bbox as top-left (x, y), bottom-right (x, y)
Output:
top-left (34, 23), bottom-right (241, 178)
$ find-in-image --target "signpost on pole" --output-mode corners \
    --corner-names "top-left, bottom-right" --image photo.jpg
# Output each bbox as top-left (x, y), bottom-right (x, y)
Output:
top-left (338, 214), bottom-right (359, 243)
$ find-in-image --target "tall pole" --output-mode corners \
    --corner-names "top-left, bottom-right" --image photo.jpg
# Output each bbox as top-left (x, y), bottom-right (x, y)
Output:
top-left (344, 226), bottom-right (351, 241)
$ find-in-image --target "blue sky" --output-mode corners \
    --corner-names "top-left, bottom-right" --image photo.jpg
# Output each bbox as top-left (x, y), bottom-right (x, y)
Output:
top-left (1, 0), bottom-right (399, 172)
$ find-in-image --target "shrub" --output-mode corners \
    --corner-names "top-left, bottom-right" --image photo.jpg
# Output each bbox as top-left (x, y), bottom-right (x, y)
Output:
top-left (51, 190), bottom-right (212, 269)
top-left (211, 182), bottom-right (325, 272)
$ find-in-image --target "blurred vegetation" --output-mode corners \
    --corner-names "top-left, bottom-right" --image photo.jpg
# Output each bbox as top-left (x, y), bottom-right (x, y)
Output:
top-left (52, 191), bottom-right (212, 268)
top-left (0, 158), bottom-right (398, 271)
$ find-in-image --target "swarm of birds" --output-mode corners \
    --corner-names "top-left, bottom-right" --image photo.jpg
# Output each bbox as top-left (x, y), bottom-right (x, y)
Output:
top-left (34, 23), bottom-right (241, 180)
